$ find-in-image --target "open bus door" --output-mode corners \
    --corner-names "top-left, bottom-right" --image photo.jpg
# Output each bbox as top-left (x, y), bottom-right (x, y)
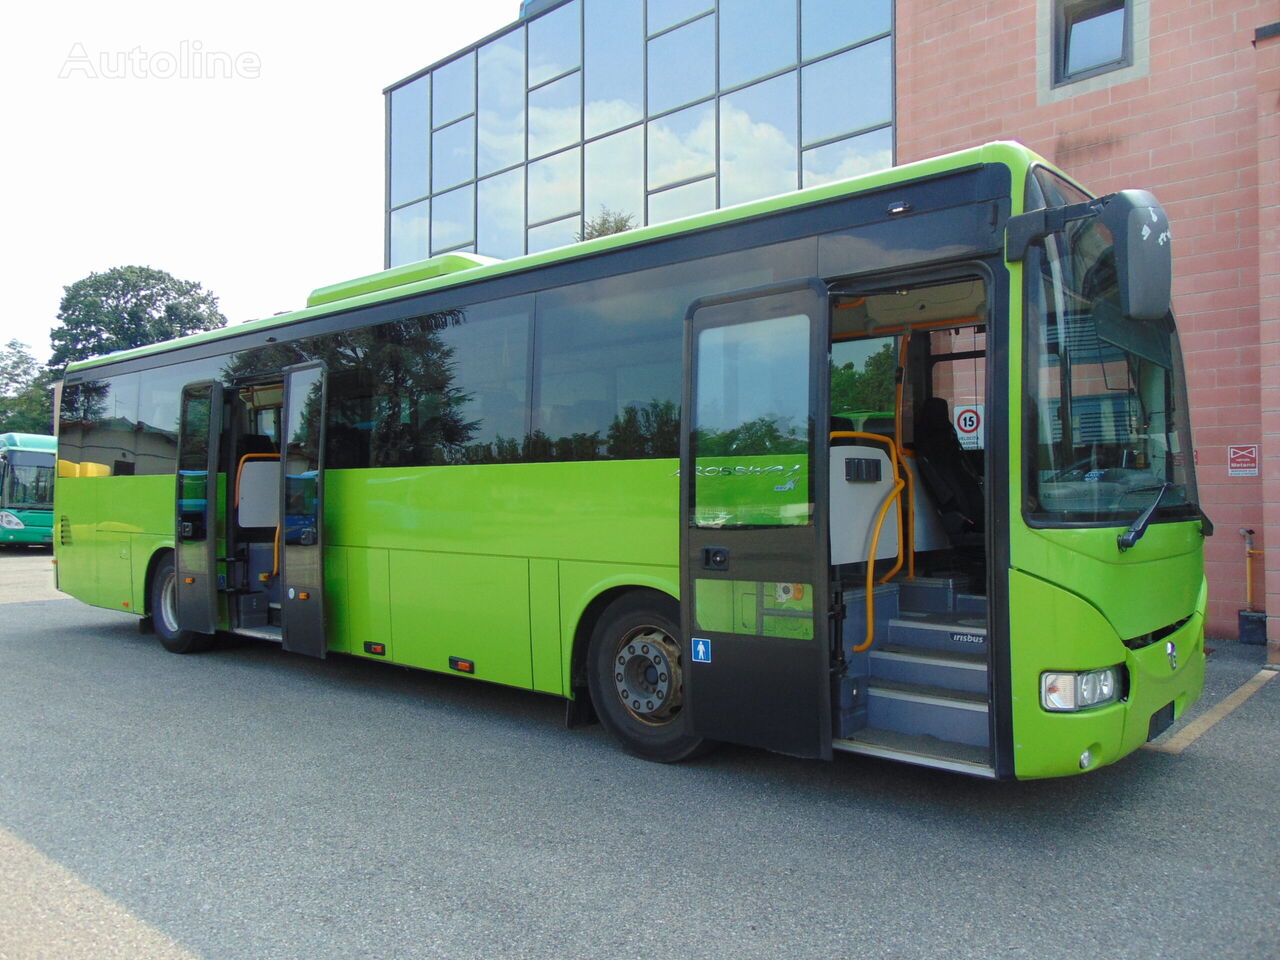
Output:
top-left (278, 363), bottom-right (327, 658)
top-left (680, 280), bottom-right (834, 759)
top-left (175, 381), bottom-right (223, 636)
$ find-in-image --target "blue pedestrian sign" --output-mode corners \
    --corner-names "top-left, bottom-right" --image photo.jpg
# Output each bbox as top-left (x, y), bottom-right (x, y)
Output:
top-left (692, 637), bottom-right (712, 663)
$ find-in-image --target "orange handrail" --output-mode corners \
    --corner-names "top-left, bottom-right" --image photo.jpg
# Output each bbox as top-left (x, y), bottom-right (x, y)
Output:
top-left (830, 430), bottom-right (905, 653)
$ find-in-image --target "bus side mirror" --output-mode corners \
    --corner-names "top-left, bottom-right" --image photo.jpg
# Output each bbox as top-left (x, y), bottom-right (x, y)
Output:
top-left (1006, 189), bottom-right (1173, 322)
top-left (1097, 190), bottom-right (1172, 322)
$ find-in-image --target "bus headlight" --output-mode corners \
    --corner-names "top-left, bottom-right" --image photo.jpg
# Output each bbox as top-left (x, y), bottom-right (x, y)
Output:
top-left (0, 512), bottom-right (25, 530)
top-left (1041, 667), bottom-right (1121, 712)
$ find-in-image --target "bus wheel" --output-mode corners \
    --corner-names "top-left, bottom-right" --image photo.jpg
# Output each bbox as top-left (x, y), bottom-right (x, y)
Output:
top-left (587, 594), bottom-right (710, 763)
top-left (149, 553), bottom-right (213, 654)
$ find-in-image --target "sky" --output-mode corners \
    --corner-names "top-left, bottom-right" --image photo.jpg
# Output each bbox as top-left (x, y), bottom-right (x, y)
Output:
top-left (0, 0), bottom-right (519, 363)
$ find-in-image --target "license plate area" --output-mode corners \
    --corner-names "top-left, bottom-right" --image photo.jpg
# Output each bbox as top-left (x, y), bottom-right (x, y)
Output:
top-left (1147, 701), bottom-right (1175, 741)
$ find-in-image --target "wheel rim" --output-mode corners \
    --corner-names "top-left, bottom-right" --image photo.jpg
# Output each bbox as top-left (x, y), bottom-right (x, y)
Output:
top-left (159, 570), bottom-right (179, 633)
top-left (612, 624), bottom-right (683, 726)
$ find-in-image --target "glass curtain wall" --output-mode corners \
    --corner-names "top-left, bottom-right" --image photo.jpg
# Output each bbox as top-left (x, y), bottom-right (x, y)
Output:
top-left (386, 0), bottom-right (894, 267)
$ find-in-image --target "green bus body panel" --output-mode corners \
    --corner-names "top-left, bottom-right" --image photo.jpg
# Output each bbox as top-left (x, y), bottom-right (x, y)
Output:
top-left (1013, 523), bottom-right (1204, 641)
top-left (55, 460), bottom-right (679, 696)
top-left (1008, 566), bottom-right (1206, 779)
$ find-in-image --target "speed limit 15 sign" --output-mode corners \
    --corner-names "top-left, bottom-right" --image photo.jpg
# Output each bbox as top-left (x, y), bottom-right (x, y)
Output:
top-left (953, 404), bottom-right (983, 450)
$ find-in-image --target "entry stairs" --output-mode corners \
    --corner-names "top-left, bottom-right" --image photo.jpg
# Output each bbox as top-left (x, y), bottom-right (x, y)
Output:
top-left (835, 577), bottom-right (995, 777)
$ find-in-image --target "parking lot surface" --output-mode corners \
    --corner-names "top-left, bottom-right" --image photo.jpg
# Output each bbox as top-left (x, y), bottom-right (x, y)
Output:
top-left (0, 550), bottom-right (1276, 960)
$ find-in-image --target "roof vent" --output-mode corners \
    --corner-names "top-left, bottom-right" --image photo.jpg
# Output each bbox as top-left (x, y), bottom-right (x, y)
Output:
top-left (519, 0), bottom-right (562, 19)
top-left (306, 252), bottom-right (499, 308)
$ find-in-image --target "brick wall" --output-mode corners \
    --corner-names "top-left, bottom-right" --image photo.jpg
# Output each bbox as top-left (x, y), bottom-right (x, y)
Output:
top-left (1257, 25), bottom-right (1279, 661)
top-left (895, 0), bottom-right (1273, 638)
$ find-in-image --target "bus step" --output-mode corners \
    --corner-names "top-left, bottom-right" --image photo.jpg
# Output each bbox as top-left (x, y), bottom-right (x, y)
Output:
top-left (866, 679), bottom-right (990, 748)
top-left (833, 727), bottom-right (995, 778)
top-left (896, 577), bottom-right (967, 613)
top-left (869, 644), bottom-right (988, 695)
top-left (886, 611), bottom-right (988, 654)
top-left (235, 626), bottom-right (283, 642)
top-left (955, 592), bottom-right (988, 615)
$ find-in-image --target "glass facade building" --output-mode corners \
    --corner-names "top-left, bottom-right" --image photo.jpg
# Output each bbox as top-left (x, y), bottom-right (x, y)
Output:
top-left (385, 0), bottom-right (894, 267)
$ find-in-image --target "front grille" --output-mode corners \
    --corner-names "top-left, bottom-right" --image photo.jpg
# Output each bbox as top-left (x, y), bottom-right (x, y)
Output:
top-left (1122, 615), bottom-right (1192, 651)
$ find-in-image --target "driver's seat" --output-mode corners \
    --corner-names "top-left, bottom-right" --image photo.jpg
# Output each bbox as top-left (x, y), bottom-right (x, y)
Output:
top-left (913, 397), bottom-right (984, 547)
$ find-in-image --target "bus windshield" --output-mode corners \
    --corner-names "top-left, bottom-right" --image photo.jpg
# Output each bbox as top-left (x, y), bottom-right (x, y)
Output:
top-left (5, 452), bottom-right (55, 509)
top-left (1025, 182), bottom-right (1199, 526)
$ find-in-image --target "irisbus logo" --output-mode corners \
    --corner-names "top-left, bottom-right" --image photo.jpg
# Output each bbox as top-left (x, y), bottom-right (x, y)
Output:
top-left (671, 464), bottom-right (805, 479)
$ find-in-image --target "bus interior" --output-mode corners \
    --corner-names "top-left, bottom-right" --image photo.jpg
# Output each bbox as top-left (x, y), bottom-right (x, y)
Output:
top-left (827, 274), bottom-right (994, 772)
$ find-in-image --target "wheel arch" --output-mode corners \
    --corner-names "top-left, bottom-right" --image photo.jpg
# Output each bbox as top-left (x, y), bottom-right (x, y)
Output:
top-left (567, 580), bottom-right (679, 703)
top-left (141, 544), bottom-right (175, 617)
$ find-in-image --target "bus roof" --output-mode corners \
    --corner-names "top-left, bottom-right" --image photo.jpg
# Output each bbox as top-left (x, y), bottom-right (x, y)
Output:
top-left (65, 141), bottom-right (1048, 375)
top-left (0, 433), bottom-right (57, 454)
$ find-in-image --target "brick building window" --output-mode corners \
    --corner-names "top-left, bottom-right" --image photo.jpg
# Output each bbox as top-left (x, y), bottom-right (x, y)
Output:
top-left (1054, 0), bottom-right (1130, 85)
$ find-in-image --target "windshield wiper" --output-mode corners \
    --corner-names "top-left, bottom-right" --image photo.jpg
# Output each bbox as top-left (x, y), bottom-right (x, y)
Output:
top-left (1117, 482), bottom-right (1173, 552)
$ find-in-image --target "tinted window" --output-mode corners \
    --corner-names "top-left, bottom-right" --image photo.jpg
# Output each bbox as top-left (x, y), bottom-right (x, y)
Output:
top-left (390, 199), bottom-right (429, 266)
top-left (720, 73), bottom-right (799, 206)
top-left (585, 126), bottom-right (644, 226)
top-left (137, 360), bottom-right (223, 475)
top-left (528, 148), bottom-right (581, 225)
top-left (720, 0), bottom-right (797, 89)
top-left (478, 169), bottom-right (526, 259)
top-left (647, 0), bottom-right (712, 34)
top-left (801, 38), bottom-right (892, 146)
top-left (432, 184), bottom-right (474, 253)
top-left (529, 72), bottom-right (581, 158)
top-left (65, 374), bottom-right (138, 477)
top-left (477, 30), bottom-right (526, 177)
top-left (801, 0), bottom-right (891, 60)
top-left (323, 299), bottom-right (532, 469)
top-left (389, 76), bottom-right (430, 206)
top-left (584, 0), bottom-right (643, 138)
top-left (531, 239), bottom-right (817, 461)
top-left (433, 118), bottom-right (476, 193)
top-left (648, 101), bottom-right (714, 189)
top-left (432, 52), bottom-right (475, 127)
top-left (529, 0), bottom-right (580, 87)
top-left (647, 16), bottom-right (714, 116)
top-left (801, 127), bottom-right (893, 187)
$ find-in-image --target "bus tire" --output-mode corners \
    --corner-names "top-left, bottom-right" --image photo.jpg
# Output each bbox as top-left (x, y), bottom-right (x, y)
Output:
top-left (149, 552), bottom-right (214, 654)
top-left (586, 593), bottom-right (711, 763)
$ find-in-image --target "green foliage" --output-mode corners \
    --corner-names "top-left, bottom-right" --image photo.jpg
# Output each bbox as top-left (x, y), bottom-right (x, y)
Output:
top-left (695, 416), bottom-right (807, 457)
top-left (578, 207), bottom-right (637, 242)
top-left (830, 342), bottom-right (896, 417)
top-left (606, 400), bottom-right (679, 458)
top-left (51, 265), bottom-right (227, 369)
top-left (0, 340), bottom-right (53, 434)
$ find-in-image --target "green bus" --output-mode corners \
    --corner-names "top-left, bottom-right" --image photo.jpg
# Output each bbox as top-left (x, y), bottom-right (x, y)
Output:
top-left (54, 142), bottom-right (1209, 779)
top-left (0, 433), bottom-right (56, 546)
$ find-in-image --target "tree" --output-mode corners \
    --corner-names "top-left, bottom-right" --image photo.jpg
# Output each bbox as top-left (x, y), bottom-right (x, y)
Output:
top-left (50, 266), bottom-right (227, 369)
top-left (578, 207), bottom-right (636, 242)
top-left (830, 342), bottom-right (896, 417)
top-left (0, 340), bottom-right (53, 434)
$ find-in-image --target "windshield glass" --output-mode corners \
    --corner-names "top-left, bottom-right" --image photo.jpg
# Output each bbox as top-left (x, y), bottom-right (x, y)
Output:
top-left (1024, 172), bottom-right (1199, 526)
top-left (5, 453), bottom-right (55, 509)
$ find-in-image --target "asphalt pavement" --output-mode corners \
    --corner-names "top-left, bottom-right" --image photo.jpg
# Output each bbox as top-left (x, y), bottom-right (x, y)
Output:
top-left (0, 549), bottom-right (1276, 960)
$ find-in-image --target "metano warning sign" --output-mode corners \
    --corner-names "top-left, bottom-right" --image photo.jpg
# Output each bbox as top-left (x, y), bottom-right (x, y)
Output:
top-left (953, 404), bottom-right (983, 450)
top-left (1227, 444), bottom-right (1258, 477)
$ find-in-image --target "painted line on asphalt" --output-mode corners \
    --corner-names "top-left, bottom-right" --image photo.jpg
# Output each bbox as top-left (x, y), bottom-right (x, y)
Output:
top-left (0, 827), bottom-right (200, 960)
top-left (1143, 668), bottom-right (1277, 755)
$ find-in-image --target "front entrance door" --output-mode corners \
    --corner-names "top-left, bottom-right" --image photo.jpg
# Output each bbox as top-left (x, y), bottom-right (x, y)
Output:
top-left (174, 381), bottom-right (223, 635)
top-left (680, 280), bottom-right (833, 759)
top-left (279, 364), bottom-right (328, 658)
